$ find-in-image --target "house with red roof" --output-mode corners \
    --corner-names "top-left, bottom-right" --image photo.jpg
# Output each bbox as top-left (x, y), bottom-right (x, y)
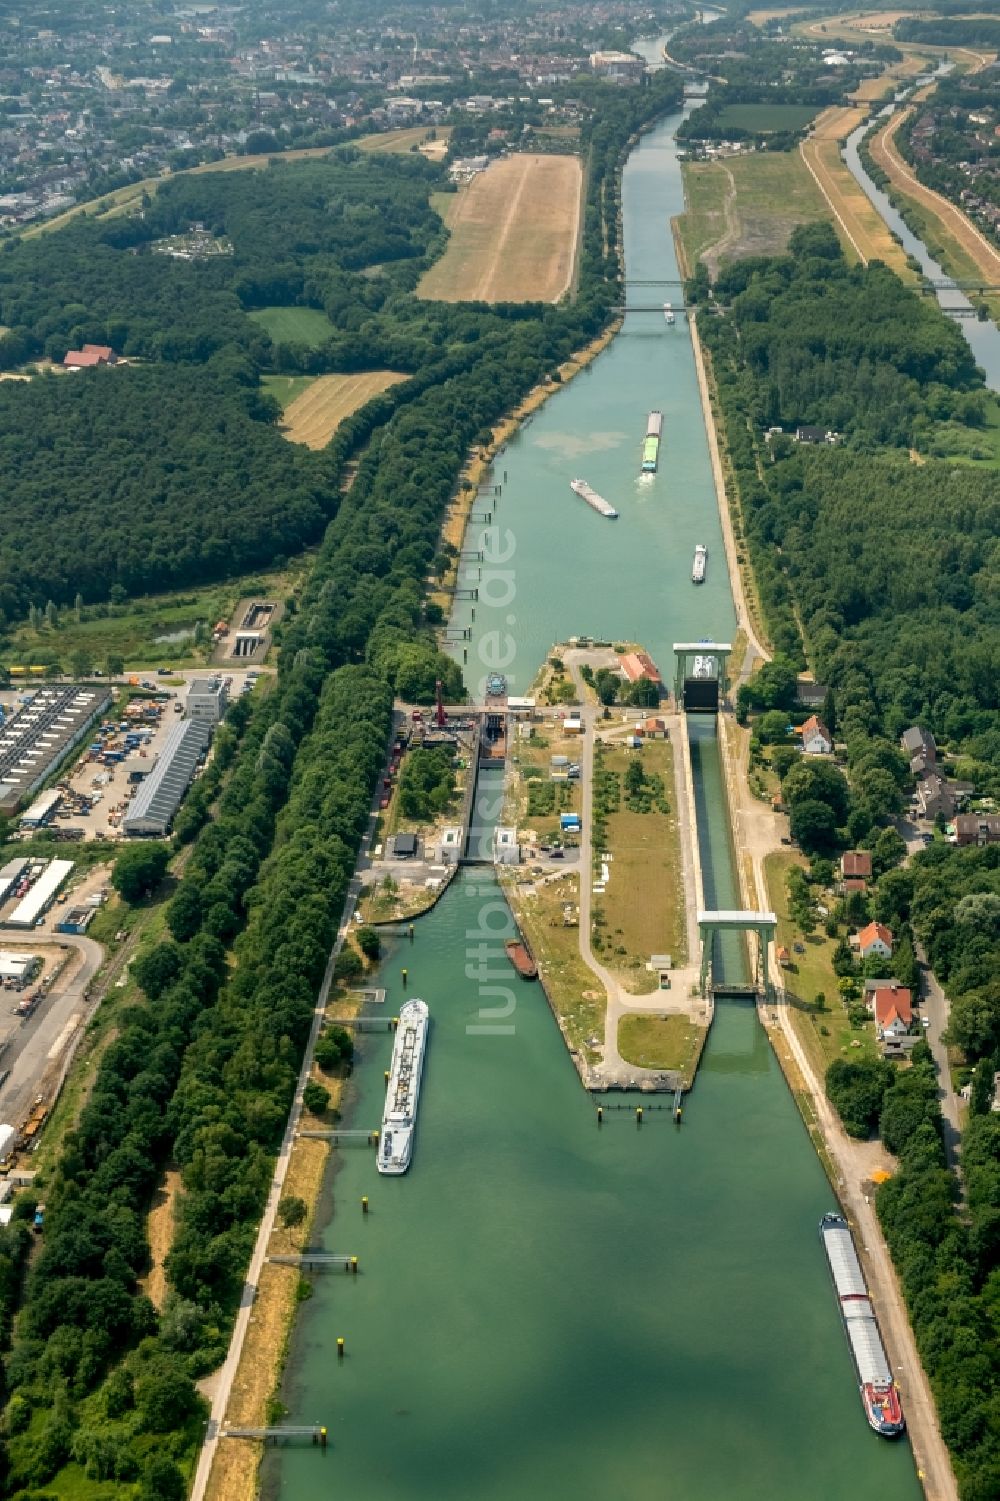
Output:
top-left (871, 984), bottom-right (912, 1040)
top-left (619, 651), bottom-right (662, 687)
top-left (63, 343), bottom-right (118, 370)
top-left (857, 921), bottom-right (893, 960)
top-left (799, 715), bottom-right (833, 755)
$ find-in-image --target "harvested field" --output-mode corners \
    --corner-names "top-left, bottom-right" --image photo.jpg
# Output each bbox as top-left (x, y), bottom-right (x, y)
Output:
top-left (279, 370), bottom-right (408, 449)
top-left (418, 154), bottom-right (583, 303)
top-left (869, 107), bottom-right (1000, 286)
top-left (800, 107), bottom-right (911, 272)
top-left (358, 125), bottom-right (452, 155)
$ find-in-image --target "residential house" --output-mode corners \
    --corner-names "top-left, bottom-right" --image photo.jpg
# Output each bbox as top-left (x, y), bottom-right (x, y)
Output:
top-left (841, 850), bottom-right (872, 892)
top-left (857, 921), bottom-right (893, 960)
top-left (795, 425), bottom-right (839, 444)
top-left (953, 814), bottom-right (1000, 847)
top-left (914, 771), bottom-right (973, 822)
top-left (871, 984), bottom-right (912, 1040)
top-left (799, 715), bottom-right (833, 756)
top-left (63, 342), bottom-right (118, 369)
top-left (901, 724), bottom-right (936, 776)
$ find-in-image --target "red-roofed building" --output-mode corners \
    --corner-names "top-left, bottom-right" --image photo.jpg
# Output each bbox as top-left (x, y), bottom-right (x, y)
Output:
top-left (638, 717), bottom-right (667, 739)
top-left (799, 714), bottom-right (833, 755)
top-left (857, 921), bottom-right (893, 959)
top-left (872, 985), bottom-right (912, 1039)
top-left (842, 851), bottom-right (872, 880)
top-left (63, 343), bottom-right (118, 370)
top-left (619, 651), bottom-right (662, 687)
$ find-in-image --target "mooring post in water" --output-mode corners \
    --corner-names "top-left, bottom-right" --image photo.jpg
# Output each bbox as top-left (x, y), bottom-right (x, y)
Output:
top-left (597, 1106), bottom-right (603, 1126)
top-left (362, 1196), bottom-right (369, 1215)
top-left (408, 923), bottom-right (414, 942)
top-left (636, 1106), bottom-right (643, 1125)
top-left (337, 1337), bottom-right (345, 1359)
top-left (401, 967), bottom-right (408, 988)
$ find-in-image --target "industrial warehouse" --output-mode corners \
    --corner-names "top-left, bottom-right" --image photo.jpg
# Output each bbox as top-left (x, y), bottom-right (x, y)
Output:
top-left (0, 684), bottom-right (112, 814)
top-left (121, 716), bottom-right (212, 836)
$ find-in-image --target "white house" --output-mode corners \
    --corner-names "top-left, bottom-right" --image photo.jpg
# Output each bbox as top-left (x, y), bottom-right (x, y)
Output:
top-left (799, 714), bottom-right (833, 755)
top-left (857, 921), bottom-right (893, 960)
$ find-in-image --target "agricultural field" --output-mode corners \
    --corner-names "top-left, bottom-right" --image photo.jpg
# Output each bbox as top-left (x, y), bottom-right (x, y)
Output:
top-left (418, 153), bottom-right (583, 303)
top-left (260, 374), bottom-right (315, 411)
top-left (715, 103), bottom-right (819, 134)
top-left (277, 370), bottom-right (408, 449)
top-left (249, 305), bottom-right (337, 346)
top-left (358, 125), bottom-right (451, 155)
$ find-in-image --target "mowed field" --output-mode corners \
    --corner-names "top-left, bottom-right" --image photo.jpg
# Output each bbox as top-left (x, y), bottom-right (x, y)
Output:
top-left (276, 370), bottom-right (408, 449)
top-left (249, 305), bottom-right (337, 346)
top-left (418, 154), bottom-right (583, 303)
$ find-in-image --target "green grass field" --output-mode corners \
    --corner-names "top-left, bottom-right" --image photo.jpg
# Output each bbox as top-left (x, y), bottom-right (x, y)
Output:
top-left (677, 150), bottom-right (829, 271)
top-left (261, 373), bottom-right (316, 411)
top-left (617, 1014), bottom-right (704, 1082)
top-left (249, 305), bottom-right (337, 346)
top-left (715, 103), bottom-right (820, 134)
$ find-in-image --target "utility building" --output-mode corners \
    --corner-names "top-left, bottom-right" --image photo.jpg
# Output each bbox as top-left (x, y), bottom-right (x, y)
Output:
top-left (122, 718), bottom-right (211, 836)
top-left (186, 677), bottom-right (228, 724)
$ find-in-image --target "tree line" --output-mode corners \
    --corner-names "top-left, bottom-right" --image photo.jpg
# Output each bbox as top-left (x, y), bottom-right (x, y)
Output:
top-left (0, 69), bottom-right (685, 1495)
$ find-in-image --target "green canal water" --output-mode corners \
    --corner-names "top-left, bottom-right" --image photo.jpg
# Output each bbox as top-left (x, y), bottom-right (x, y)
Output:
top-left (271, 109), bottom-right (921, 1500)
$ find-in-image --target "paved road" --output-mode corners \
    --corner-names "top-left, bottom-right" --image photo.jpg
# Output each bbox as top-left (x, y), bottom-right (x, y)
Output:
top-left (917, 946), bottom-right (963, 1179)
top-left (0, 934), bottom-right (104, 1127)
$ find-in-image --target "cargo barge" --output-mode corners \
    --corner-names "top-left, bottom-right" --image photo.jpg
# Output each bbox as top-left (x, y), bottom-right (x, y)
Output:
top-left (378, 998), bottom-right (429, 1176)
top-left (820, 1212), bottom-right (905, 1438)
top-left (570, 478), bottom-right (618, 519)
top-left (691, 544), bottom-right (707, 583)
top-left (663, 302), bottom-right (675, 325)
top-left (641, 410), bottom-right (663, 473)
top-left (505, 937), bottom-right (538, 980)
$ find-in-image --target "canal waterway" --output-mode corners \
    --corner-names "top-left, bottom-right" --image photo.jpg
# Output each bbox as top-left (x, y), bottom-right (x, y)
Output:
top-left (272, 106), bottom-right (922, 1501)
top-left (843, 117), bottom-right (1000, 390)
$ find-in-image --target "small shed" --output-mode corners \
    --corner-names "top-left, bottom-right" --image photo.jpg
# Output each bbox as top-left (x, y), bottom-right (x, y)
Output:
top-left (394, 832), bottom-right (418, 859)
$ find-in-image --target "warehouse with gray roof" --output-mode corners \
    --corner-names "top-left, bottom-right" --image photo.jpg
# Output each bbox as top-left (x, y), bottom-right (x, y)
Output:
top-left (0, 685), bottom-right (112, 814)
top-left (121, 717), bottom-right (212, 836)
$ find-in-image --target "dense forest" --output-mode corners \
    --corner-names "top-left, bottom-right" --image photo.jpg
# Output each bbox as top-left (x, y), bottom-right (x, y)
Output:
top-left (0, 367), bottom-right (328, 620)
top-left (894, 16), bottom-right (1000, 48)
top-left (0, 67), bottom-right (685, 1495)
top-left (700, 221), bottom-right (1000, 1498)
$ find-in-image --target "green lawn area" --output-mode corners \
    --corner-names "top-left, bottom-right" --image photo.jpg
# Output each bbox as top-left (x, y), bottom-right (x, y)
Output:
top-left (677, 150), bottom-right (829, 271)
top-left (2, 561), bottom-right (303, 672)
top-left (249, 305), bottom-right (337, 346)
top-left (593, 739), bottom-right (686, 992)
top-left (716, 103), bottom-right (820, 134)
top-left (508, 870), bottom-right (604, 1062)
top-left (261, 373), bottom-right (316, 411)
top-left (617, 1013), bottom-right (705, 1084)
top-left (764, 851), bottom-right (878, 1081)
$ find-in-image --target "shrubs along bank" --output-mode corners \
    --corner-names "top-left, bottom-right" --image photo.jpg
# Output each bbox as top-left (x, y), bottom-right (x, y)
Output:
top-left (0, 70), bottom-right (684, 1494)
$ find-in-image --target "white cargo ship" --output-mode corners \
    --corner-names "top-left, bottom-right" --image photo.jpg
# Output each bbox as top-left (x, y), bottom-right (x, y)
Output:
top-left (378, 998), bottom-right (429, 1175)
top-left (691, 544), bottom-right (707, 583)
top-left (570, 478), bottom-right (618, 519)
top-left (820, 1213), bottom-right (905, 1437)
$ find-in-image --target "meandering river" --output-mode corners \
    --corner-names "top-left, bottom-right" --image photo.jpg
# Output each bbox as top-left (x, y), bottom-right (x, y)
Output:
top-left (271, 100), bottom-right (921, 1501)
